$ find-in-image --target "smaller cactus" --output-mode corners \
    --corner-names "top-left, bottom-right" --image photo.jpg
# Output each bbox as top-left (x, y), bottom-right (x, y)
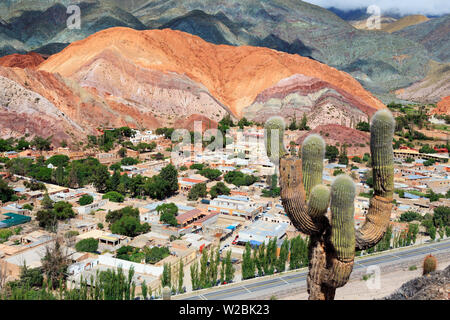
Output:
top-left (264, 116), bottom-right (287, 163)
top-left (422, 254), bottom-right (437, 275)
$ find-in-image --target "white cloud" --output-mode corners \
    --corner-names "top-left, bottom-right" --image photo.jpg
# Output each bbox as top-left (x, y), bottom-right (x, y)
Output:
top-left (304, 0), bottom-right (450, 16)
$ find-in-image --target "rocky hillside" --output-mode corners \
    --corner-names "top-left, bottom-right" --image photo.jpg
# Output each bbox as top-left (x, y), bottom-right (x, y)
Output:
top-left (381, 15), bottom-right (430, 33)
top-left (395, 61), bottom-right (450, 103)
top-left (296, 124), bottom-right (370, 156)
top-left (0, 0), bottom-right (441, 103)
top-left (433, 96), bottom-right (450, 115)
top-left (242, 74), bottom-right (375, 127)
top-left (0, 52), bottom-right (43, 68)
top-left (349, 15), bottom-right (430, 33)
top-left (395, 14), bottom-right (450, 63)
top-left (0, 72), bottom-right (83, 144)
top-left (0, 27), bottom-right (385, 145)
top-left (0, 1), bottom-right (146, 55)
top-left (38, 27), bottom-right (384, 118)
top-left (383, 264), bottom-right (449, 300)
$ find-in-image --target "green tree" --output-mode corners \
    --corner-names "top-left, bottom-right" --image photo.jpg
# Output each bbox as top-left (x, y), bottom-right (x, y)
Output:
top-left (199, 168), bottom-right (222, 181)
top-left (31, 136), bottom-right (52, 152)
top-left (41, 240), bottom-right (70, 289)
top-left (288, 118), bottom-right (297, 131)
top-left (46, 155), bottom-right (70, 168)
top-left (325, 145), bottom-right (339, 162)
top-left (433, 206), bottom-right (449, 229)
top-left (298, 113), bottom-right (310, 130)
top-left (338, 144), bottom-right (349, 165)
top-left (399, 211), bottom-right (422, 222)
top-left (356, 121), bottom-right (370, 132)
top-left (428, 225), bottom-right (436, 240)
top-left (161, 263), bottom-right (171, 288)
top-left (190, 261), bottom-right (200, 290)
top-left (157, 203), bottom-right (179, 227)
top-left (107, 170), bottom-right (121, 192)
top-left (209, 182), bottom-right (230, 199)
top-left (75, 238), bottom-right (99, 253)
top-left (177, 260), bottom-right (184, 293)
top-left (276, 239), bottom-right (289, 273)
top-left (102, 191), bottom-right (124, 203)
top-left (190, 163), bottom-right (205, 171)
top-left (419, 144), bottom-right (436, 154)
top-left (67, 166), bottom-right (79, 189)
top-left (159, 164), bottom-right (179, 196)
top-left (111, 215), bottom-right (150, 237)
top-left (224, 250), bottom-right (234, 283)
top-left (78, 195), bottom-right (94, 206)
top-left (141, 280), bottom-right (148, 300)
top-left (54, 165), bottom-right (65, 186)
top-left (52, 201), bottom-right (75, 220)
top-left (41, 193), bottom-right (54, 209)
top-left (242, 242), bottom-right (255, 280)
top-left (36, 209), bottom-right (57, 231)
top-left (118, 148), bottom-right (127, 158)
top-left (0, 177), bottom-right (14, 203)
top-left (187, 183), bottom-right (207, 201)
top-left (93, 165), bottom-right (110, 193)
top-left (238, 117), bottom-right (251, 129)
top-left (121, 157), bottom-right (139, 166)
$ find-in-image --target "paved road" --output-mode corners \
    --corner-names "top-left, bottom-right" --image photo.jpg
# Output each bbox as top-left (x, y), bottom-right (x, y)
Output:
top-left (178, 240), bottom-right (450, 300)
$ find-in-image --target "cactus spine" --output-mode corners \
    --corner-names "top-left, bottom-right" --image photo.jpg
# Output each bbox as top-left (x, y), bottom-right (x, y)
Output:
top-left (271, 109), bottom-right (395, 300)
top-left (423, 254), bottom-right (437, 275)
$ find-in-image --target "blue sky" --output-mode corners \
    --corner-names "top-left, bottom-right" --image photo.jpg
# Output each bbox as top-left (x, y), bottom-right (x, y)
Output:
top-left (304, 0), bottom-right (450, 16)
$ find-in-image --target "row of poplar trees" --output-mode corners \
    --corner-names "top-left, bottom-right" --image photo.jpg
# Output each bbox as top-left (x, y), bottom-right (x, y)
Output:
top-left (159, 260), bottom-right (185, 296)
top-left (190, 248), bottom-right (235, 291)
top-left (1, 266), bottom-right (139, 300)
top-left (241, 236), bottom-right (309, 280)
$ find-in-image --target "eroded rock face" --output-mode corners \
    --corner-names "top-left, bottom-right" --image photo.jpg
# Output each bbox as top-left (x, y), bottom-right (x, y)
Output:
top-left (433, 96), bottom-right (450, 115)
top-left (395, 61), bottom-right (450, 104)
top-left (38, 27), bottom-right (385, 118)
top-left (243, 74), bottom-right (374, 129)
top-left (0, 52), bottom-right (44, 69)
top-left (0, 74), bottom-right (78, 144)
top-left (1, 27), bottom-right (386, 145)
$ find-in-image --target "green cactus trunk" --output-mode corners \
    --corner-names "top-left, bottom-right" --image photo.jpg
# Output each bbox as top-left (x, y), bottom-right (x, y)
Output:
top-left (330, 176), bottom-right (356, 262)
top-left (302, 135), bottom-right (325, 197)
top-left (370, 110), bottom-right (394, 199)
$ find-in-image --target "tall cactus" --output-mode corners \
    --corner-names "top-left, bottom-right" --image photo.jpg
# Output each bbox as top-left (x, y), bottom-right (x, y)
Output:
top-left (267, 109), bottom-right (395, 300)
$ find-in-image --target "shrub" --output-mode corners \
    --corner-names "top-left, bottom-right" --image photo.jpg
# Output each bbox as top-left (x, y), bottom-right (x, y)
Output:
top-left (103, 191), bottom-right (124, 203)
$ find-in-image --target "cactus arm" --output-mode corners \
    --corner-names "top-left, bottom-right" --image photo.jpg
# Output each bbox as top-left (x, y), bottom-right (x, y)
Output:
top-left (322, 175), bottom-right (355, 290)
top-left (301, 134), bottom-right (326, 197)
top-left (280, 157), bottom-right (320, 235)
top-left (356, 109), bottom-right (395, 250)
top-left (307, 184), bottom-right (330, 219)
